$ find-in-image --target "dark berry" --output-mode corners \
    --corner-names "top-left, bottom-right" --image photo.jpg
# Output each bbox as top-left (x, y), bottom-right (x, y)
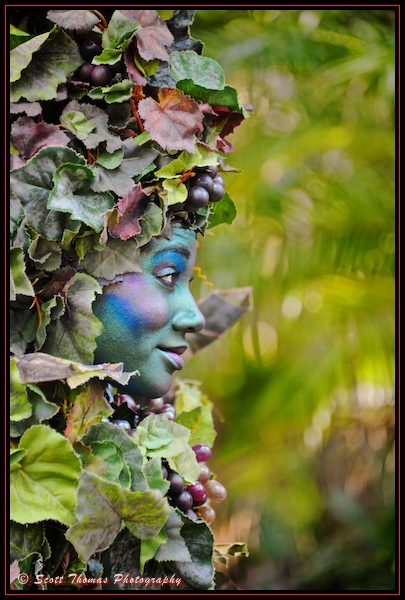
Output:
top-left (209, 182), bottom-right (225, 202)
top-left (192, 444), bottom-right (212, 462)
top-left (80, 39), bottom-right (103, 60)
top-left (193, 173), bottom-right (214, 194)
top-left (112, 419), bottom-right (131, 431)
top-left (159, 403), bottom-right (176, 421)
top-left (185, 186), bottom-right (210, 211)
top-left (148, 397), bottom-right (164, 413)
top-left (168, 472), bottom-right (184, 495)
top-left (171, 490), bottom-right (193, 512)
top-left (77, 62), bottom-right (94, 82)
top-left (213, 174), bottom-right (224, 187)
top-left (91, 65), bottom-right (112, 86)
top-left (115, 394), bottom-right (140, 412)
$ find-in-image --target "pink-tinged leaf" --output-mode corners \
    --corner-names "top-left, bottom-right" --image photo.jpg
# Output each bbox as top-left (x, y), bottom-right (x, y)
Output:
top-left (121, 10), bottom-right (174, 62)
top-left (109, 183), bottom-right (151, 241)
top-left (11, 116), bottom-right (71, 162)
top-left (138, 88), bottom-right (203, 153)
top-left (124, 46), bottom-right (147, 86)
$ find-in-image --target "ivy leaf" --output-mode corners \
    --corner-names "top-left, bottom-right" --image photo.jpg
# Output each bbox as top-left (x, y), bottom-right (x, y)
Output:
top-left (171, 515), bottom-right (215, 590)
top-left (48, 163), bottom-right (114, 232)
top-left (14, 352), bottom-right (128, 389)
top-left (64, 379), bottom-right (113, 445)
top-left (10, 521), bottom-right (47, 564)
top-left (170, 50), bottom-right (225, 91)
top-left (82, 422), bottom-right (148, 493)
top-left (134, 202), bottom-right (163, 247)
top-left (28, 235), bottom-right (61, 271)
top-left (120, 10), bottom-right (174, 62)
top-left (101, 10), bottom-right (139, 52)
top-left (10, 100), bottom-right (42, 117)
top-left (40, 273), bottom-right (103, 364)
top-left (173, 379), bottom-right (213, 413)
top-left (10, 31), bottom-right (51, 83)
top-left (79, 238), bottom-right (142, 281)
top-left (10, 116), bottom-right (71, 162)
top-left (61, 100), bottom-right (123, 153)
top-left (188, 287), bottom-right (253, 354)
top-left (109, 183), bottom-right (150, 240)
top-left (154, 508), bottom-right (192, 563)
top-left (175, 405), bottom-right (217, 448)
top-left (143, 457), bottom-right (170, 497)
top-left (10, 191), bottom-right (24, 238)
top-left (140, 528), bottom-right (168, 574)
top-left (166, 9), bottom-right (203, 54)
top-left (138, 88), bottom-right (203, 153)
top-left (206, 192), bottom-right (237, 229)
top-left (66, 470), bottom-right (170, 561)
top-left (162, 178), bottom-right (188, 206)
top-left (10, 383), bottom-right (60, 439)
top-left (10, 357), bottom-right (32, 422)
top-left (96, 149), bottom-right (124, 170)
top-left (88, 79), bottom-right (134, 104)
top-left (46, 10), bottom-right (101, 34)
top-left (10, 247), bottom-right (34, 300)
top-left (10, 146), bottom-right (85, 240)
top-left (10, 424), bottom-right (81, 526)
top-left (62, 111), bottom-right (95, 140)
top-left (10, 28), bottom-right (83, 102)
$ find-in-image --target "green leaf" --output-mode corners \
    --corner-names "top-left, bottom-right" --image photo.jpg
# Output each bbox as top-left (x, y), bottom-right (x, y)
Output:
top-left (10, 247), bottom-right (34, 301)
top-left (10, 521), bottom-right (47, 564)
top-left (89, 441), bottom-right (131, 488)
top-left (82, 422), bottom-right (148, 493)
top-left (14, 351), bottom-right (129, 389)
top-left (10, 424), bottom-right (81, 526)
top-left (28, 236), bottom-right (62, 271)
top-left (175, 405), bottom-right (217, 448)
top-left (134, 202), bottom-right (163, 247)
top-left (171, 515), bottom-right (215, 590)
top-left (88, 79), bottom-right (134, 104)
top-left (62, 111), bottom-right (96, 139)
top-left (10, 191), bottom-right (24, 237)
top-left (10, 146), bottom-right (85, 240)
top-left (207, 192), bottom-right (237, 229)
top-left (92, 48), bottom-right (123, 65)
top-left (64, 379), bottom-right (114, 445)
top-left (154, 508), bottom-right (192, 563)
top-left (96, 149), bottom-right (124, 170)
top-left (162, 178), bottom-right (188, 206)
top-left (79, 237), bottom-right (142, 281)
top-left (132, 415), bottom-right (174, 452)
top-left (170, 50), bottom-right (225, 90)
top-left (40, 273), bottom-right (103, 364)
top-left (61, 100), bottom-right (123, 153)
top-left (65, 470), bottom-right (170, 561)
top-left (10, 28), bottom-right (83, 102)
top-left (143, 457), bottom-right (170, 497)
top-left (10, 31), bottom-right (51, 83)
top-left (35, 296), bottom-right (65, 351)
top-left (140, 528), bottom-right (168, 574)
top-left (173, 379), bottom-right (213, 413)
top-left (101, 10), bottom-right (139, 50)
top-left (10, 24), bottom-right (33, 51)
top-left (10, 383), bottom-right (59, 439)
top-left (10, 357), bottom-right (32, 422)
top-left (48, 163), bottom-right (114, 232)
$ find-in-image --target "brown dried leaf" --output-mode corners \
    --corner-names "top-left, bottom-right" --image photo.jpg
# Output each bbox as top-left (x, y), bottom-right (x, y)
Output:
top-left (109, 183), bottom-right (151, 241)
top-left (121, 9), bottom-right (174, 62)
top-left (138, 88), bottom-right (203, 153)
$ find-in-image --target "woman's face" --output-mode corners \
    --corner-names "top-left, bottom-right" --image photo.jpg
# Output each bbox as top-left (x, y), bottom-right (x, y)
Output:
top-left (92, 227), bottom-right (205, 398)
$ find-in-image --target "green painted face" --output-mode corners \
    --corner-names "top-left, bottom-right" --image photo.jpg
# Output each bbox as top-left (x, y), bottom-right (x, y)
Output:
top-left (92, 227), bottom-right (205, 398)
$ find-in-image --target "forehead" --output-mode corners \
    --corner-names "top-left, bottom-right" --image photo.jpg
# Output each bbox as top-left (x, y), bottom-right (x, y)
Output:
top-left (142, 227), bottom-right (197, 261)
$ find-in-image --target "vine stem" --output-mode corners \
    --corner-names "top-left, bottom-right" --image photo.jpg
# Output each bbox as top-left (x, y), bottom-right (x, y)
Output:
top-left (91, 9), bottom-right (108, 30)
top-left (129, 97), bottom-right (145, 133)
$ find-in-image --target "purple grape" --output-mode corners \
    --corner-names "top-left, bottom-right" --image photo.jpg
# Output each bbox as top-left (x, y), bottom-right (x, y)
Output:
top-left (90, 65), bottom-right (112, 87)
top-left (171, 490), bottom-right (193, 512)
top-left (161, 465), bottom-right (168, 479)
top-left (147, 397), bottom-right (164, 413)
top-left (198, 463), bottom-right (211, 484)
top-left (159, 403), bottom-right (176, 421)
top-left (193, 174), bottom-right (214, 194)
top-left (80, 39), bottom-right (103, 60)
top-left (185, 509), bottom-right (199, 521)
top-left (167, 472), bottom-right (184, 495)
top-left (192, 444), bottom-right (212, 462)
top-left (213, 175), bottom-right (224, 187)
top-left (209, 182), bottom-right (225, 202)
top-left (185, 186), bottom-right (210, 211)
top-left (185, 482), bottom-right (207, 507)
top-left (115, 394), bottom-right (140, 412)
top-left (77, 62), bottom-right (94, 82)
top-left (112, 419), bottom-right (131, 431)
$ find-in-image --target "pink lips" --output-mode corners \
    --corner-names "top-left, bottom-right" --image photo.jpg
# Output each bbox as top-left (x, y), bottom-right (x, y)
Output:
top-left (158, 346), bottom-right (187, 370)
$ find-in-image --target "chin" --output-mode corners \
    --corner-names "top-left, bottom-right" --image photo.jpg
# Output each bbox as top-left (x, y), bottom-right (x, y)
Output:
top-left (124, 374), bottom-right (172, 400)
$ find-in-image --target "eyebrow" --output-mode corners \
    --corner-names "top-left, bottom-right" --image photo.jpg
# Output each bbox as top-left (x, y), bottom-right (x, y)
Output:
top-left (151, 246), bottom-right (191, 260)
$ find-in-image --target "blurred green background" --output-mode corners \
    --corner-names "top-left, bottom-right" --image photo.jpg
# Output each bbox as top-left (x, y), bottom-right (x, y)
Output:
top-left (164, 9), bottom-right (397, 591)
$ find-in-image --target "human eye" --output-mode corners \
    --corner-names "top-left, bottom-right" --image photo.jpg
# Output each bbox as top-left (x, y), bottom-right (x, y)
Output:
top-left (156, 267), bottom-right (179, 287)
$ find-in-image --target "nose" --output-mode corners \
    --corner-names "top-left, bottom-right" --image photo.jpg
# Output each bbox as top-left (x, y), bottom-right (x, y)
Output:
top-left (172, 290), bottom-right (206, 334)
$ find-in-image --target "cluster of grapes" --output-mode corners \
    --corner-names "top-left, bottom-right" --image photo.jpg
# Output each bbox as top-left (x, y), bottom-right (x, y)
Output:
top-left (183, 166), bottom-right (225, 212)
top-left (74, 39), bottom-right (123, 87)
top-left (103, 389), bottom-right (227, 523)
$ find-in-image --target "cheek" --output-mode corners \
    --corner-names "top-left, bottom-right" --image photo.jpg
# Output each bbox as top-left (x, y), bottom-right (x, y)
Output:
top-left (106, 278), bottom-right (169, 332)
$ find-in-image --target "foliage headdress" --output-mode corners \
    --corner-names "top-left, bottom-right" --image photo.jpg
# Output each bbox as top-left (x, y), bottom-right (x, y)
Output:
top-left (10, 8), bottom-right (250, 591)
